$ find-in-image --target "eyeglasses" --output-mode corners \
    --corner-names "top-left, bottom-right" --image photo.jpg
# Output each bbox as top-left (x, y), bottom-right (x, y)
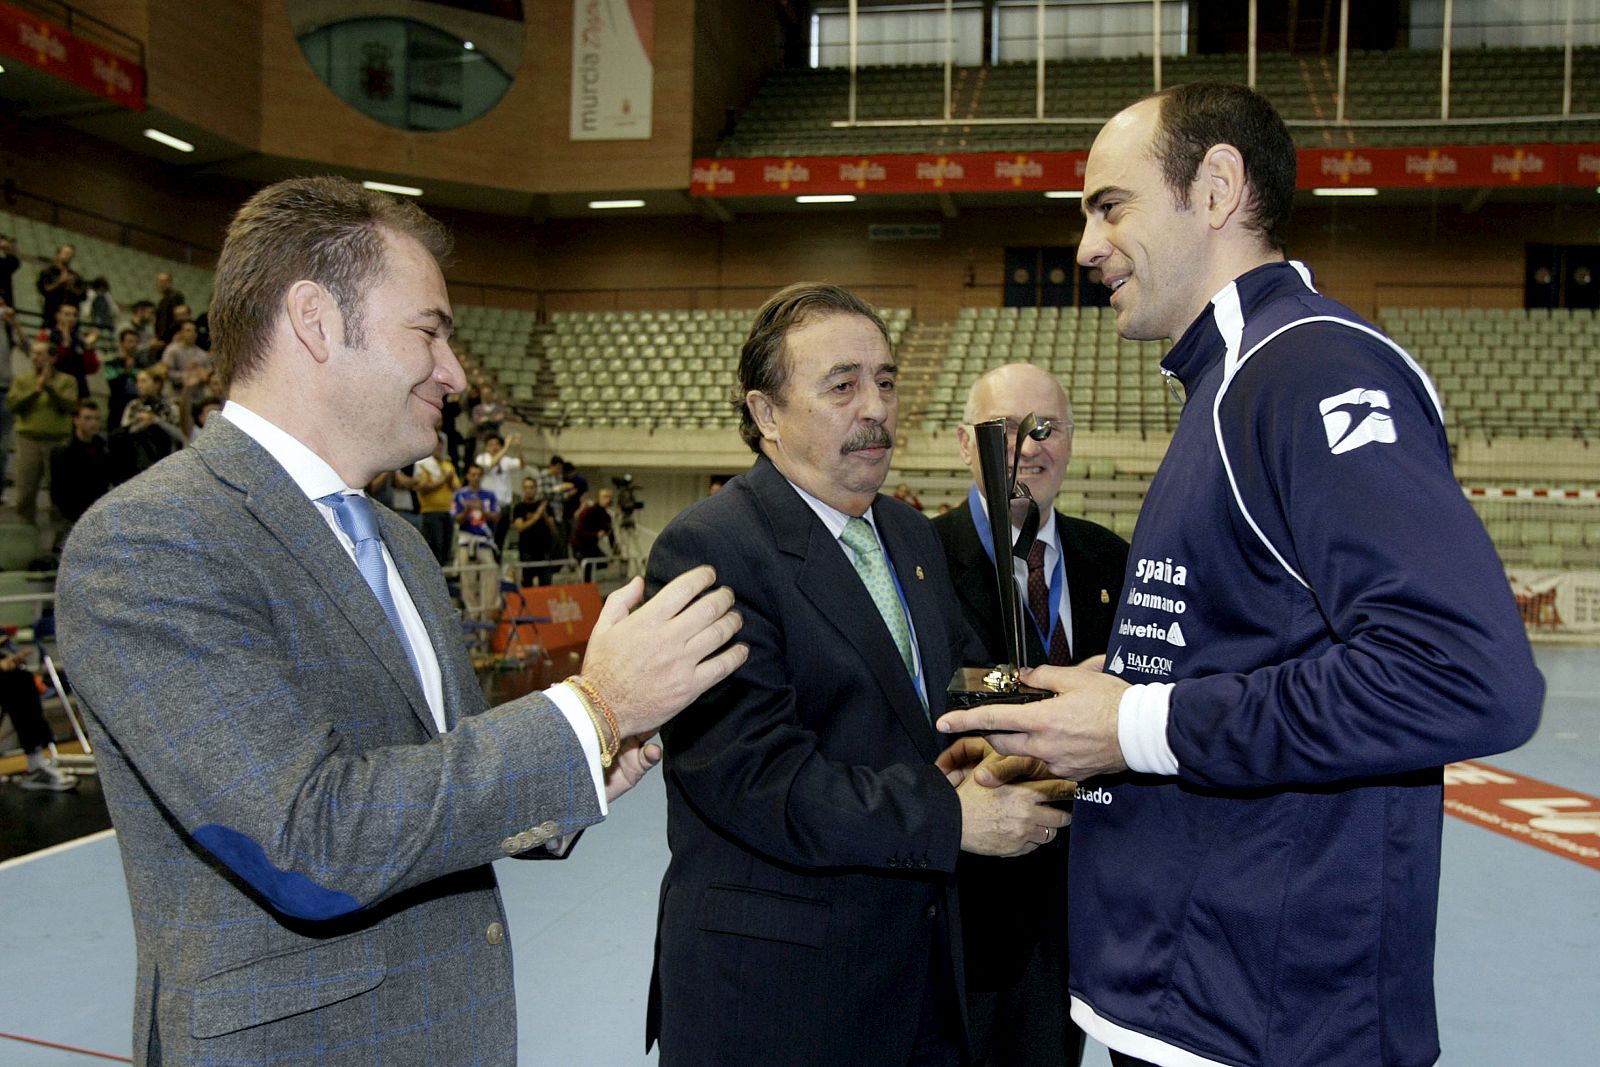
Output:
top-left (967, 417), bottom-right (1073, 441)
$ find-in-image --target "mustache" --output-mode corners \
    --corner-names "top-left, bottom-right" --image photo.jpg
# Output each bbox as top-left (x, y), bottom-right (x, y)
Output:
top-left (841, 424), bottom-right (893, 454)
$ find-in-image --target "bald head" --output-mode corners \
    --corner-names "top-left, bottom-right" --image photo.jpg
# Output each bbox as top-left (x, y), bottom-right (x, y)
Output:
top-left (958, 363), bottom-right (1075, 519)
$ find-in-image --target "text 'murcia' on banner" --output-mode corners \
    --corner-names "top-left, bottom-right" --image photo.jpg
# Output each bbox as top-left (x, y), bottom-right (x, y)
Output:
top-left (570, 0), bottom-right (653, 141)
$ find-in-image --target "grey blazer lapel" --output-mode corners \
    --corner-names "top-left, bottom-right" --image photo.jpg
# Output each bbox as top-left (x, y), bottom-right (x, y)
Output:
top-left (192, 418), bottom-right (440, 737)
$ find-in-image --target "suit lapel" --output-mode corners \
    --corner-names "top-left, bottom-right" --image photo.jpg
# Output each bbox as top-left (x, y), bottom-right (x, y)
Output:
top-left (193, 419), bottom-right (440, 737)
top-left (751, 459), bottom-right (936, 756)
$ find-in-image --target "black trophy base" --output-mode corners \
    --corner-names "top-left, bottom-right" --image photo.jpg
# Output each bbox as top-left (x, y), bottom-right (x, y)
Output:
top-left (945, 666), bottom-right (1053, 709)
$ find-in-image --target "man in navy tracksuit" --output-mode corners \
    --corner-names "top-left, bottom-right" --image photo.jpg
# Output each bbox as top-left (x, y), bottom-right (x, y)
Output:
top-left (939, 83), bottom-right (1543, 1067)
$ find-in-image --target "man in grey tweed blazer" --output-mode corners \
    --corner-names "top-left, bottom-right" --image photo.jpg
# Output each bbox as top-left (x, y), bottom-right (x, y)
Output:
top-left (56, 176), bottom-right (747, 1066)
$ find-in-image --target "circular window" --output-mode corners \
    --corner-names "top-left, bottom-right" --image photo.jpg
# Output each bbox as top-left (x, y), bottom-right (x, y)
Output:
top-left (290, 3), bottom-right (523, 131)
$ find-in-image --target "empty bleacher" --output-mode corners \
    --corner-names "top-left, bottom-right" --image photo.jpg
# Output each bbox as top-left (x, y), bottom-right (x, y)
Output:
top-left (1379, 306), bottom-right (1600, 442)
top-left (539, 307), bottom-right (911, 431)
top-left (919, 306), bottom-right (1174, 436)
top-left (719, 47), bottom-right (1600, 158)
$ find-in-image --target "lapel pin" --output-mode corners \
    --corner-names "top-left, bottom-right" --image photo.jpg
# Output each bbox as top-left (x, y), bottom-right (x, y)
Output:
top-left (1100, 589), bottom-right (1110, 604)
top-left (915, 566), bottom-right (925, 580)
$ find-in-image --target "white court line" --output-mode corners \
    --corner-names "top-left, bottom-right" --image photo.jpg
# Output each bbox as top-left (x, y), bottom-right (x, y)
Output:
top-left (0, 828), bottom-right (116, 872)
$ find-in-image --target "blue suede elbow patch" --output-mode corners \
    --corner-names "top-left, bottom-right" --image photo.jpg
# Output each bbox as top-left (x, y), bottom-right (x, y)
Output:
top-left (194, 824), bottom-right (362, 920)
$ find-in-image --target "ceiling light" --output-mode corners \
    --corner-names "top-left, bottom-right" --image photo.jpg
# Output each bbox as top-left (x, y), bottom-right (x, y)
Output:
top-left (463, 41), bottom-right (475, 51)
top-left (589, 199), bottom-right (645, 209)
top-left (1043, 190), bottom-right (1083, 199)
top-left (1312, 187), bottom-right (1378, 197)
top-left (362, 180), bottom-right (424, 197)
top-left (795, 194), bottom-right (856, 204)
top-left (143, 128), bottom-right (194, 153)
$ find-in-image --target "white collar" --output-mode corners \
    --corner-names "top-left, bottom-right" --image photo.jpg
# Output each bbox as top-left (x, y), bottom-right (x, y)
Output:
top-left (786, 477), bottom-right (880, 543)
top-left (220, 400), bottom-right (355, 501)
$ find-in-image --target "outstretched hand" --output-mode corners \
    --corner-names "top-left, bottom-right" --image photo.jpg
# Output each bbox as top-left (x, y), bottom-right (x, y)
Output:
top-left (935, 659), bottom-right (1130, 781)
top-left (582, 566), bottom-right (748, 738)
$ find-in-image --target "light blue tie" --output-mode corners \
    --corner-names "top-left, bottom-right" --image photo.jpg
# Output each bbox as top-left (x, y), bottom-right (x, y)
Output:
top-left (320, 492), bottom-right (423, 688)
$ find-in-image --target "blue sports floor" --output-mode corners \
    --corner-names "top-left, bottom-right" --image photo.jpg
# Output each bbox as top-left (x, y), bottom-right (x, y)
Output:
top-left (3, 645), bottom-right (1597, 1066)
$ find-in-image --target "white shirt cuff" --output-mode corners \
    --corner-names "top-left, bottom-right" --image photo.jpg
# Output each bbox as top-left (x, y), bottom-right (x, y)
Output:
top-left (546, 682), bottom-right (610, 817)
top-left (1117, 682), bottom-right (1180, 776)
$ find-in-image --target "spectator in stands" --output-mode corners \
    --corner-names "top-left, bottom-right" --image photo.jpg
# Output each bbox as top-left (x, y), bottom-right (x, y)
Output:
top-left (50, 398), bottom-right (113, 549)
top-left (192, 309), bottom-right (213, 351)
top-left (109, 390), bottom-right (185, 485)
top-left (44, 302), bottom-right (100, 400)
top-left (0, 638), bottom-right (77, 791)
top-left (82, 276), bottom-right (119, 334)
top-left (126, 300), bottom-right (160, 363)
top-left (414, 433), bottom-right (459, 565)
top-left (160, 302), bottom-right (195, 346)
top-left (390, 465), bottom-right (424, 531)
top-left (0, 233), bottom-right (18, 309)
top-left (512, 475), bottom-right (561, 586)
top-left (37, 243), bottom-right (85, 323)
top-left (471, 382), bottom-right (507, 441)
top-left (120, 368), bottom-right (179, 430)
top-left (440, 389), bottom-right (466, 467)
top-left (162, 320), bottom-right (212, 379)
top-left (706, 475), bottom-right (726, 496)
top-left (571, 486), bottom-right (617, 577)
top-left (453, 463), bottom-right (502, 618)
top-left (560, 457), bottom-right (588, 530)
top-left (892, 482), bottom-right (924, 511)
top-left (7, 338), bottom-right (78, 562)
top-left (152, 270), bottom-right (185, 341)
top-left (105, 327), bottom-right (143, 428)
top-left (476, 430), bottom-right (522, 547)
top-left (176, 364), bottom-right (223, 439)
top-left (0, 297), bottom-right (18, 503)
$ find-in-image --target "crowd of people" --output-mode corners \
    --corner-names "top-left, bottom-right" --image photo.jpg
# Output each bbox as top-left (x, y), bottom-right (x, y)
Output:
top-left (2, 240), bottom-right (621, 596)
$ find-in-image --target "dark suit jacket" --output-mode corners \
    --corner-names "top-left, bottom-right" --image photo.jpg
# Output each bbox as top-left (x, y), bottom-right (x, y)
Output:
top-left (56, 416), bottom-right (602, 1066)
top-left (932, 500), bottom-right (1128, 1059)
top-left (646, 455), bottom-right (979, 1067)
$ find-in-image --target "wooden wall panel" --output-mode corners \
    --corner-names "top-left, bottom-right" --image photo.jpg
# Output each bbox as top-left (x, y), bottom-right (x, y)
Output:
top-left (143, 1), bottom-right (263, 148)
top-left (252, 0), bottom-right (694, 196)
top-left (690, 0), bottom-right (779, 152)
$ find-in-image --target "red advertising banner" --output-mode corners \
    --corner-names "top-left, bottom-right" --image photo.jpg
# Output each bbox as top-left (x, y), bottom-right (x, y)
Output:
top-left (1444, 760), bottom-right (1600, 872)
top-left (493, 582), bottom-right (603, 658)
top-left (690, 143), bottom-right (1600, 197)
top-left (0, 1), bottom-right (144, 111)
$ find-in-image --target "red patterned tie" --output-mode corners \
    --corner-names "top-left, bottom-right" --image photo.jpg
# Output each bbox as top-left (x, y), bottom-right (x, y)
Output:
top-left (1026, 540), bottom-right (1071, 666)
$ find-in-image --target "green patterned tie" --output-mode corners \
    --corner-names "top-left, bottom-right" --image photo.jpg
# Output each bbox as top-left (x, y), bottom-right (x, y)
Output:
top-left (840, 516), bottom-right (916, 680)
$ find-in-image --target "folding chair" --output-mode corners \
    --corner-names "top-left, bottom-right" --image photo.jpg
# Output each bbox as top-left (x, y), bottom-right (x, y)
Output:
top-left (6, 618), bottom-right (97, 774)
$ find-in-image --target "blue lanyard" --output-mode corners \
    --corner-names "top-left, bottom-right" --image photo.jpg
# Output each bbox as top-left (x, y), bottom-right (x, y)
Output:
top-left (965, 485), bottom-right (1065, 653)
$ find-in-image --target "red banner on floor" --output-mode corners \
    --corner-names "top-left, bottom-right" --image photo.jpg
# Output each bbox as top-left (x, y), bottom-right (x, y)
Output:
top-left (1444, 760), bottom-right (1600, 871)
top-left (0, 1), bottom-right (144, 111)
top-left (494, 582), bottom-right (602, 657)
top-left (690, 143), bottom-right (1600, 197)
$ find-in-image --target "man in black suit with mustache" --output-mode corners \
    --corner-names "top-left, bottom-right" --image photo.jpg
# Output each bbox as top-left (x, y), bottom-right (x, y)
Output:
top-left (645, 286), bottom-right (1075, 1067)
